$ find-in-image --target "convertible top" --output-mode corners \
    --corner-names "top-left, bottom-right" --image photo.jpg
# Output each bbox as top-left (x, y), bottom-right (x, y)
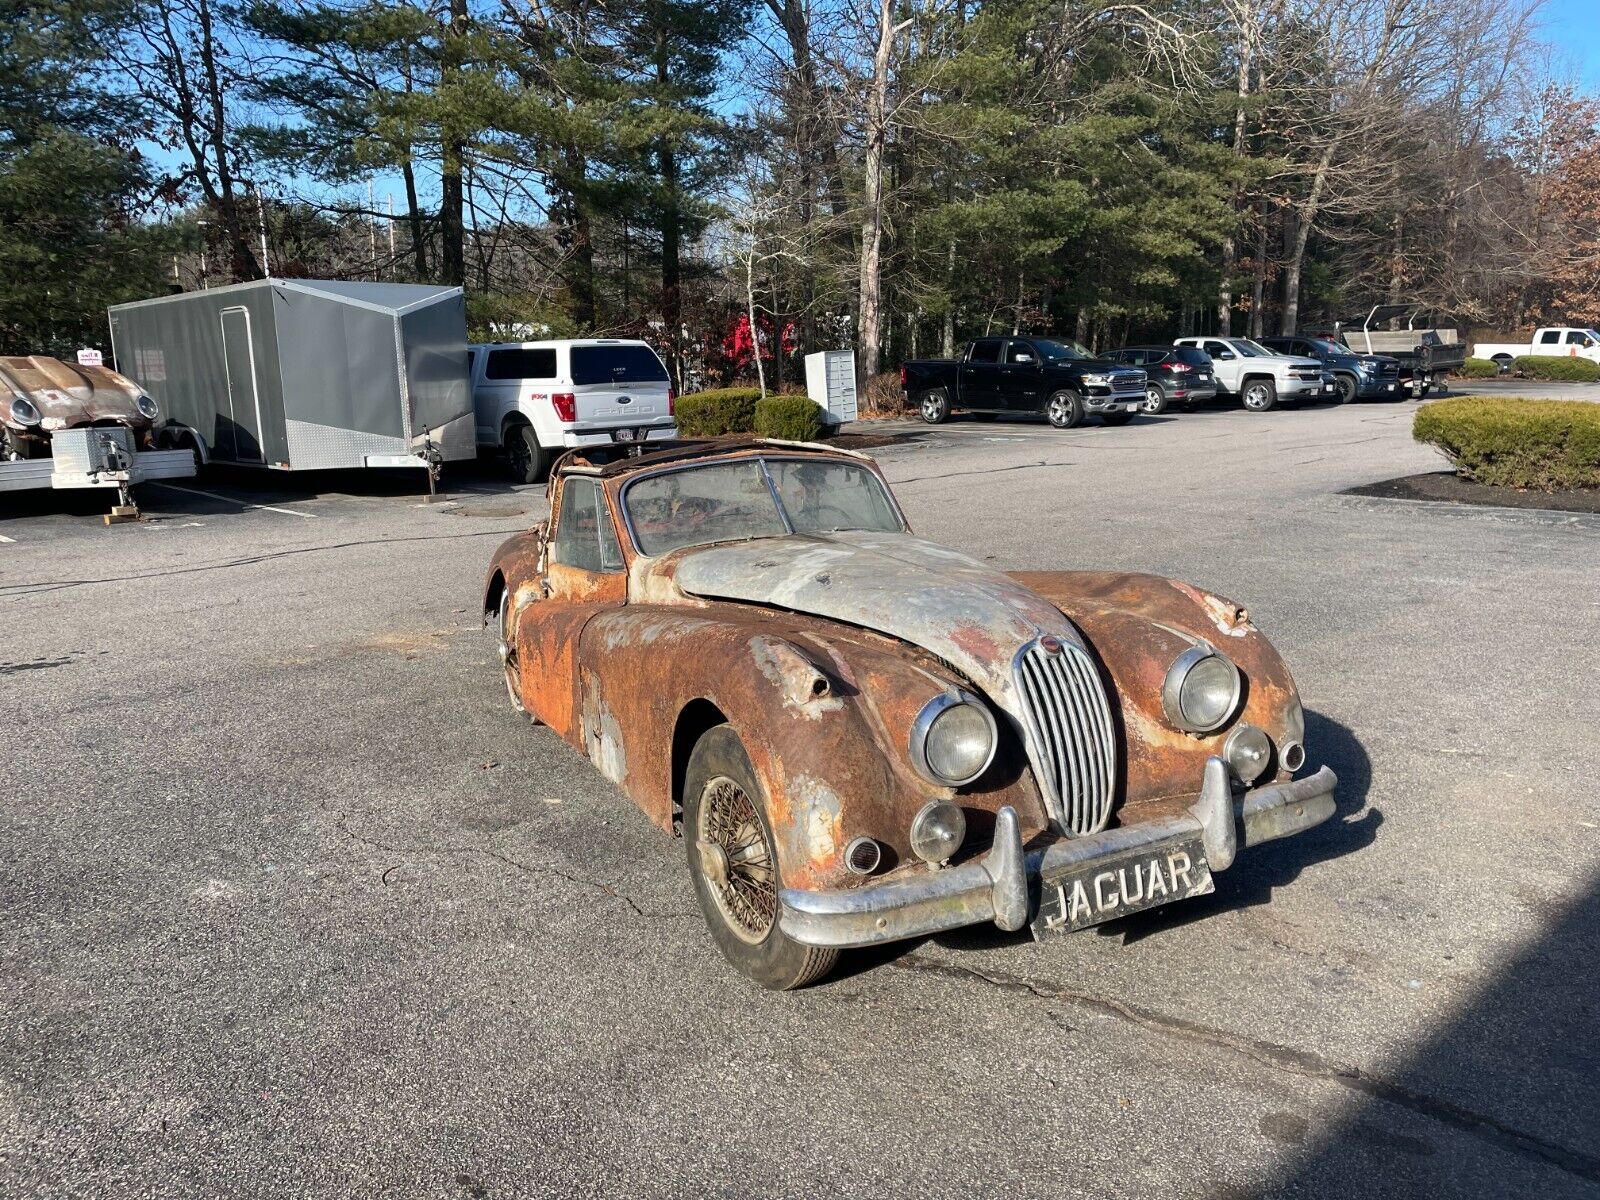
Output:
top-left (547, 436), bottom-right (871, 494)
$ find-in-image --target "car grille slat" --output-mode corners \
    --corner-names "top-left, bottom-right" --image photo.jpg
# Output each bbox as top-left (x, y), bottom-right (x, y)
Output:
top-left (1014, 639), bottom-right (1118, 835)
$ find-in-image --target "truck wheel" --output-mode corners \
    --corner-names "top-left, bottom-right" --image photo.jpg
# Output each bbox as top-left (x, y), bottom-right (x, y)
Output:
top-left (505, 422), bottom-right (547, 484)
top-left (1045, 390), bottom-right (1084, 429)
top-left (918, 389), bottom-right (950, 424)
top-left (1241, 378), bottom-right (1277, 412)
top-left (1492, 356), bottom-right (1514, 375)
top-left (683, 725), bottom-right (839, 991)
top-left (1333, 375), bottom-right (1357, 405)
top-left (1142, 386), bottom-right (1168, 415)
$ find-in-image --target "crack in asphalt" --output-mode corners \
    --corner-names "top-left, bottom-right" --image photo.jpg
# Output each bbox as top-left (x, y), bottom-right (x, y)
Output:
top-left (889, 459), bottom-right (1076, 486)
top-left (335, 814), bottom-right (658, 918)
top-left (893, 954), bottom-right (1600, 1186)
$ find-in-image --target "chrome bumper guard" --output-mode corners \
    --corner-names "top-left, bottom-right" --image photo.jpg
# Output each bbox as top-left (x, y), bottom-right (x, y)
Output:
top-left (779, 757), bottom-right (1337, 948)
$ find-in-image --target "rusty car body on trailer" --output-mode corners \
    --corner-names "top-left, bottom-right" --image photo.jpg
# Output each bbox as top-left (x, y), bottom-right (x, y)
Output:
top-left (483, 437), bottom-right (1336, 989)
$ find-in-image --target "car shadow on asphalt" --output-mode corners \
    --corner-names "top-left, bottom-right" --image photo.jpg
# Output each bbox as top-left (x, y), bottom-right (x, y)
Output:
top-left (833, 709), bottom-right (1378, 974)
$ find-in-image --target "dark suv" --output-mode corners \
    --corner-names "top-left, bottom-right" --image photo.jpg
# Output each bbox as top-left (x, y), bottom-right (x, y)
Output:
top-left (1104, 345), bottom-right (1219, 414)
top-left (1258, 336), bottom-right (1403, 404)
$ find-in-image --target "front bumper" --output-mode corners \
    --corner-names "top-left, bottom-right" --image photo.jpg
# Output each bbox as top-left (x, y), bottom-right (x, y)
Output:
top-left (1356, 376), bottom-right (1404, 398)
top-left (778, 758), bottom-right (1336, 948)
top-left (1279, 376), bottom-right (1331, 399)
top-left (1083, 389), bottom-right (1145, 413)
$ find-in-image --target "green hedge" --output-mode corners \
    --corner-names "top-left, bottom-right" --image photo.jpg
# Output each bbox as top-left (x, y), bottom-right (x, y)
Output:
top-left (674, 388), bottom-right (761, 436)
top-left (754, 395), bottom-right (826, 441)
top-left (1513, 355), bottom-right (1600, 382)
top-left (1457, 357), bottom-right (1499, 378)
top-left (1413, 397), bottom-right (1600, 490)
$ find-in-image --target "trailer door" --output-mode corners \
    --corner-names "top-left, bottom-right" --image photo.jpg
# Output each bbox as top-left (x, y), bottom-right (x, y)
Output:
top-left (220, 306), bottom-right (266, 462)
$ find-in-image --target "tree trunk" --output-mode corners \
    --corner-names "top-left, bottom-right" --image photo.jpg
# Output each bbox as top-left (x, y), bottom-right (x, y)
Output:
top-left (1218, 21), bottom-right (1253, 336)
top-left (437, 0), bottom-right (469, 286)
top-left (1250, 209), bottom-right (1269, 337)
top-left (941, 240), bottom-right (956, 356)
top-left (1280, 145), bottom-right (1333, 335)
top-left (856, 0), bottom-right (899, 389)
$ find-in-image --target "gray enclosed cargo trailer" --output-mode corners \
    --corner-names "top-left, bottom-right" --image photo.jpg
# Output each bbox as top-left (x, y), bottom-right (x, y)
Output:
top-left (108, 279), bottom-right (474, 471)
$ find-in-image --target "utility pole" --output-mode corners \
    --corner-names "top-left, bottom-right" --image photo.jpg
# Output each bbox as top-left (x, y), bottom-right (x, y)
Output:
top-left (254, 186), bottom-right (270, 277)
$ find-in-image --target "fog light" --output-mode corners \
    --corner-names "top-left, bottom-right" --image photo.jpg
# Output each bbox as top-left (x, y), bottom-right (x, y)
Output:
top-left (1281, 740), bottom-right (1306, 773)
top-left (909, 799), bottom-right (965, 865)
top-left (1225, 724), bottom-right (1272, 784)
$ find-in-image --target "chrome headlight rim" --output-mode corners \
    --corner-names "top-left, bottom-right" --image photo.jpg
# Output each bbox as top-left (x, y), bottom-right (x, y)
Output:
top-left (1161, 646), bottom-right (1242, 734)
top-left (135, 393), bottom-right (159, 421)
top-left (9, 396), bottom-right (41, 427)
top-left (908, 691), bottom-right (998, 787)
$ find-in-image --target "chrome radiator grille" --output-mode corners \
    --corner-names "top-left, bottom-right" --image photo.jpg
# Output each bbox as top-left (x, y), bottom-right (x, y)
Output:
top-left (1014, 638), bottom-right (1118, 835)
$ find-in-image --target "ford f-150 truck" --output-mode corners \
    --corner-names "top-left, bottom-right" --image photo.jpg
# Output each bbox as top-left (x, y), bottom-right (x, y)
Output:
top-left (900, 337), bottom-right (1146, 428)
top-left (1473, 327), bottom-right (1600, 371)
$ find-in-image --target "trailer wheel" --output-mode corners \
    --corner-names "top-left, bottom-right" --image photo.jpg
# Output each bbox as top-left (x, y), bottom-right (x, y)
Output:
top-left (505, 422), bottom-right (547, 484)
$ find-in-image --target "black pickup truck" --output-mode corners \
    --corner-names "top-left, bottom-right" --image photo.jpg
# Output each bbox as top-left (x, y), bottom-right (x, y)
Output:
top-left (900, 336), bottom-right (1147, 428)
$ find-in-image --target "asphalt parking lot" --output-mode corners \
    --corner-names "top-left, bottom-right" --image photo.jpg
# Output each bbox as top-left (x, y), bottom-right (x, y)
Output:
top-left (3, 388), bottom-right (1598, 1199)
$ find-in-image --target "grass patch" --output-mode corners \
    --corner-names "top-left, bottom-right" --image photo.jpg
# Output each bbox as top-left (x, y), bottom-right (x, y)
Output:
top-left (1513, 355), bottom-right (1600, 382)
top-left (1414, 396), bottom-right (1600, 491)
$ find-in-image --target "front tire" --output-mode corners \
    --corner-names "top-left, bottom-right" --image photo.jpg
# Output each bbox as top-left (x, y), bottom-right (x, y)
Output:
top-left (683, 725), bottom-right (839, 990)
top-left (918, 389), bottom-right (950, 424)
top-left (1333, 374), bottom-right (1358, 405)
top-left (505, 422), bottom-right (548, 484)
top-left (1241, 378), bottom-right (1278, 412)
top-left (1045, 390), bottom-right (1084, 429)
top-left (1142, 385), bottom-right (1168, 415)
top-left (497, 591), bottom-right (528, 715)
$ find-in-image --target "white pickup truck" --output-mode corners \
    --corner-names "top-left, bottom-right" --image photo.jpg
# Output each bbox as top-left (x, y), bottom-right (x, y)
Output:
top-left (1473, 327), bottom-right (1600, 370)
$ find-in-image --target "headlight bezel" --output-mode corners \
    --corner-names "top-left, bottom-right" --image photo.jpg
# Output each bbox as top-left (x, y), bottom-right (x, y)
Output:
top-left (1161, 646), bottom-right (1243, 735)
top-left (908, 691), bottom-right (998, 788)
top-left (9, 396), bottom-right (41, 427)
top-left (135, 394), bottom-right (159, 421)
top-left (1079, 372), bottom-right (1112, 387)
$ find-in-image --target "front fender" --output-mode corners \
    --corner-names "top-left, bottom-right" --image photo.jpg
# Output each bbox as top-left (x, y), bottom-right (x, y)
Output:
top-left (1011, 571), bottom-right (1306, 809)
top-left (578, 606), bottom-right (1052, 891)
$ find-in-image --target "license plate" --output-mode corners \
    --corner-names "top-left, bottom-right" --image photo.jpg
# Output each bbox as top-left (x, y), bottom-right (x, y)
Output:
top-left (613, 427), bottom-right (638, 443)
top-left (1032, 836), bottom-right (1213, 937)
top-left (1125, 402), bottom-right (1140, 412)
top-left (1197, 373), bottom-right (1210, 381)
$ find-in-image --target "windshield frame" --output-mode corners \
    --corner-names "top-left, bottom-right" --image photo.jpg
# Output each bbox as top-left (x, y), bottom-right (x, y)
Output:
top-left (1030, 337), bottom-right (1095, 361)
top-left (616, 454), bottom-right (908, 557)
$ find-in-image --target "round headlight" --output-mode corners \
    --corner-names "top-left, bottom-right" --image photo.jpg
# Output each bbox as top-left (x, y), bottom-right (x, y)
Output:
top-left (909, 799), bottom-right (966, 865)
top-left (136, 394), bottom-right (159, 420)
top-left (1224, 724), bottom-right (1272, 784)
top-left (1162, 647), bottom-right (1241, 734)
top-left (909, 693), bottom-right (997, 786)
top-left (9, 396), bottom-right (41, 426)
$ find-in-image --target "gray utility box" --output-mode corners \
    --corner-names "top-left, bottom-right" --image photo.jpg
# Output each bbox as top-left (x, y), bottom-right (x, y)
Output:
top-left (805, 350), bottom-right (858, 425)
top-left (108, 279), bottom-right (474, 471)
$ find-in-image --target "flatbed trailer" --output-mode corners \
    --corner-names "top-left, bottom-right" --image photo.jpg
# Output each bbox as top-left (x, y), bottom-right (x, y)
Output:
top-left (0, 427), bottom-right (195, 496)
top-left (1326, 304), bottom-right (1467, 397)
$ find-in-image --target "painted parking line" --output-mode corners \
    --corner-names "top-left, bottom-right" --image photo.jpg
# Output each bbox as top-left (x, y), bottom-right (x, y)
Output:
top-left (150, 482), bottom-right (320, 518)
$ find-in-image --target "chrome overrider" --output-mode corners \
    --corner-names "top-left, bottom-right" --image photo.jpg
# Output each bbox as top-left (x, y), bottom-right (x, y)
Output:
top-left (778, 757), bottom-right (1337, 948)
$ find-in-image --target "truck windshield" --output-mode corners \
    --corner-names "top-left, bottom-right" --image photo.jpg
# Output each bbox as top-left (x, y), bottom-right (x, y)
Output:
top-left (624, 458), bottom-right (902, 555)
top-left (1032, 338), bottom-right (1095, 360)
top-left (1234, 339), bottom-right (1275, 357)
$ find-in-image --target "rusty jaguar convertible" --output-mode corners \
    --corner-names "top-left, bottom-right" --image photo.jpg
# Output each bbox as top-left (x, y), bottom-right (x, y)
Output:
top-left (483, 438), bottom-right (1336, 989)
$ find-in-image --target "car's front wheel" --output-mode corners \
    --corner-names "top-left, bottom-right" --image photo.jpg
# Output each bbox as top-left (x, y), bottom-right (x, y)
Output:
top-left (1142, 385), bottom-right (1168, 415)
top-left (1045, 390), bottom-right (1084, 429)
top-left (1241, 378), bottom-right (1278, 411)
top-left (918, 388), bottom-right (950, 424)
top-left (683, 725), bottom-right (839, 990)
top-left (498, 590), bottom-right (529, 716)
top-left (1333, 374), bottom-right (1357, 405)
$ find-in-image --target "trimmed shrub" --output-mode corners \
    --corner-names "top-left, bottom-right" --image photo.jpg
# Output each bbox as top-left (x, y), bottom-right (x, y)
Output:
top-left (1457, 357), bottom-right (1499, 378)
top-left (754, 395), bottom-right (826, 442)
top-left (1513, 355), bottom-right (1600, 382)
top-left (673, 388), bottom-right (760, 436)
top-left (1413, 397), bottom-right (1600, 491)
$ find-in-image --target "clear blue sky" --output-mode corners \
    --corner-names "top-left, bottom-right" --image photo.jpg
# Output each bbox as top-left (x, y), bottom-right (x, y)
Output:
top-left (1541, 0), bottom-right (1600, 89)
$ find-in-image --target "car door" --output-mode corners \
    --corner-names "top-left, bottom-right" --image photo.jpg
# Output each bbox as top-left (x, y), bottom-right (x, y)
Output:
top-left (958, 338), bottom-right (1005, 409)
top-left (1000, 339), bottom-right (1047, 410)
top-left (516, 475), bottom-right (628, 744)
top-left (1202, 340), bottom-right (1242, 390)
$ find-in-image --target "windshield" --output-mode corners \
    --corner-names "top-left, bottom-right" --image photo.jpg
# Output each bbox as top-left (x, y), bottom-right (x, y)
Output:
top-left (1032, 338), bottom-right (1095, 360)
top-left (1304, 339), bottom-right (1345, 356)
top-left (1234, 339), bottom-right (1276, 357)
top-left (624, 458), bottom-right (903, 555)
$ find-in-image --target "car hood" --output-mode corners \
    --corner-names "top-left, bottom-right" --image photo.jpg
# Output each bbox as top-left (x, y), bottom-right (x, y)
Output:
top-left (0, 356), bottom-right (149, 430)
top-left (661, 531), bottom-right (1083, 723)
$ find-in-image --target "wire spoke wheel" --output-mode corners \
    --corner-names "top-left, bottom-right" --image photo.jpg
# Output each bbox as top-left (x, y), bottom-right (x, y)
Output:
top-left (499, 592), bottom-right (526, 713)
top-left (696, 776), bottom-right (777, 945)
